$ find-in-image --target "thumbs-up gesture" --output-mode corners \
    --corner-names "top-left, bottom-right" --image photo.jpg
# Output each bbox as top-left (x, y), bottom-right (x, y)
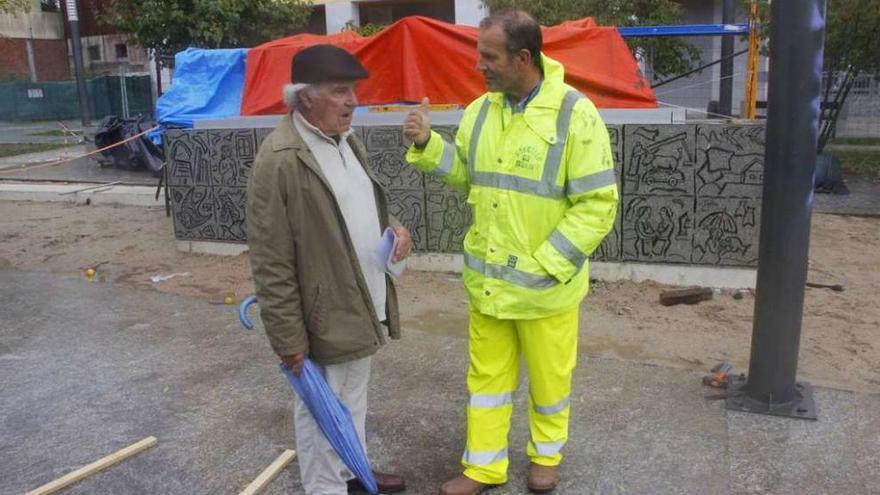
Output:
top-left (404, 97), bottom-right (431, 148)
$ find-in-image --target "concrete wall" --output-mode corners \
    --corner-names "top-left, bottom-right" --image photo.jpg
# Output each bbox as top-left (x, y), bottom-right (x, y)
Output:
top-left (164, 121), bottom-right (765, 267)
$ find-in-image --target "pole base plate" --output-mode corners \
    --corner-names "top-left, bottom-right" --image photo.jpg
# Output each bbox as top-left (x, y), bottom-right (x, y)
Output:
top-left (725, 375), bottom-right (817, 420)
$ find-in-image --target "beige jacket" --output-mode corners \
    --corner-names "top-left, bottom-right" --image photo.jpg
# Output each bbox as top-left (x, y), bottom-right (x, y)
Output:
top-left (246, 115), bottom-right (401, 365)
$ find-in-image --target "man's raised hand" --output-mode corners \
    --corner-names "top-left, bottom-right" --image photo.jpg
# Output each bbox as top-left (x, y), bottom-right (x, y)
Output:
top-left (403, 96), bottom-right (431, 147)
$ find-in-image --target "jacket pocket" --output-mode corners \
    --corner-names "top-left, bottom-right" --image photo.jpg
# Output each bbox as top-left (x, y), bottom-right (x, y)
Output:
top-left (305, 284), bottom-right (325, 333)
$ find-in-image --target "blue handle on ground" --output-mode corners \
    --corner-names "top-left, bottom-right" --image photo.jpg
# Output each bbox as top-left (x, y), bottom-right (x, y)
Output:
top-left (238, 295), bottom-right (258, 330)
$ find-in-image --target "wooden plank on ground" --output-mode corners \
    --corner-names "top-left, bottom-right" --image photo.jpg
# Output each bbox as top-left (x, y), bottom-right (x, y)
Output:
top-left (659, 287), bottom-right (714, 306)
top-left (239, 449), bottom-right (297, 495)
top-left (25, 436), bottom-right (158, 495)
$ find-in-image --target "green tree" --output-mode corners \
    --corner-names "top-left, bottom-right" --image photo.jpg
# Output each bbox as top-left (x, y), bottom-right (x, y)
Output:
top-left (0, 0), bottom-right (32, 15)
top-left (106, 0), bottom-right (312, 66)
top-left (482, 0), bottom-right (702, 79)
top-left (742, 0), bottom-right (880, 150)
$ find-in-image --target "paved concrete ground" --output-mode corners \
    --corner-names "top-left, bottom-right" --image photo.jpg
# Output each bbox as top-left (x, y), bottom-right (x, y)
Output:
top-left (1, 270), bottom-right (878, 495)
top-left (814, 175), bottom-right (880, 217)
top-left (0, 152), bottom-right (157, 185)
top-left (0, 120), bottom-right (156, 185)
top-left (0, 120), bottom-right (93, 145)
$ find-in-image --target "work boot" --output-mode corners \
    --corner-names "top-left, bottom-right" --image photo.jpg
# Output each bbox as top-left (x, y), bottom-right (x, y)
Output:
top-left (527, 463), bottom-right (558, 493)
top-left (439, 474), bottom-right (503, 495)
top-left (347, 471), bottom-right (406, 493)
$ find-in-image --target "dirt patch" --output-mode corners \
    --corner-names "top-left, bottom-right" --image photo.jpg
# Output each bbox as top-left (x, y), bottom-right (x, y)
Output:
top-left (1, 200), bottom-right (878, 392)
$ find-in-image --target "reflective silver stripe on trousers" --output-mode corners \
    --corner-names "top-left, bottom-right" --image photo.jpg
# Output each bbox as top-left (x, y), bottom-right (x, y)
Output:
top-left (566, 168), bottom-right (617, 196)
top-left (464, 253), bottom-right (558, 289)
top-left (469, 392), bottom-right (513, 408)
top-left (532, 396), bottom-right (571, 416)
top-left (530, 440), bottom-right (565, 457)
top-left (463, 448), bottom-right (509, 466)
top-left (430, 138), bottom-right (457, 178)
top-left (548, 231), bottom-right (586, 272)
top-left (466, 91), bottom-right (584, 199)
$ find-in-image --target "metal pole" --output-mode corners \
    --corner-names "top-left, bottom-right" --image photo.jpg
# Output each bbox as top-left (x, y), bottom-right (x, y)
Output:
top-left (719, 0), bottom-right (736, 116)
top-left (742, 1), bottom-right (760, 119)
top-left (26, 27), bottom-right (38, 83)
top-left (119, 63), bottom-right (130, 119)
top-left (726, 0), bottom-right (827, 420)
top-left (66, 0), bottom-right (90, 126)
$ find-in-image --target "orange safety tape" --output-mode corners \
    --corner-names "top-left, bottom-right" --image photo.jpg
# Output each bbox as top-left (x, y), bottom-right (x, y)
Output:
top-left (0, 125), bottom-right (162, 175)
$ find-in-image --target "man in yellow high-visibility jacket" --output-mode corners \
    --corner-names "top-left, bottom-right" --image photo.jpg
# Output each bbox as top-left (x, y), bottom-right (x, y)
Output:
top-left (403, 9), bottom-right (619, 495)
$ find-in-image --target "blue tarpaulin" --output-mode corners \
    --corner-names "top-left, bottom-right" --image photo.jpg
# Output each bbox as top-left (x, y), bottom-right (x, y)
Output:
top-left (155, 48), bottom-right (248, 128)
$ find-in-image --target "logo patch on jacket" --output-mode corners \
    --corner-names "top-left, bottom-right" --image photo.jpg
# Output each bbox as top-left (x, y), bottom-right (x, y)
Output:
top-left (514, 145), bottom-right (541, 171)
top-left (507, 255), bottom-right (518, 268)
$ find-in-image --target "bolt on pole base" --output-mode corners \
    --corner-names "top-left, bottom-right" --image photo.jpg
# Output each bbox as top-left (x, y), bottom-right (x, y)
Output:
top-left (725, 375), bottom-right (817, 420)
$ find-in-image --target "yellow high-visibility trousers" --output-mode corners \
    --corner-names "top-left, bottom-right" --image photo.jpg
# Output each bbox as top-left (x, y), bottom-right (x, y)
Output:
top-left (461, 306), bottom-right (579, 485)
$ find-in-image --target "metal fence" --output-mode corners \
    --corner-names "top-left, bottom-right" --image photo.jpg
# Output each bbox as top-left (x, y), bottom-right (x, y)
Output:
top-left (836, 73), bottom-right (880, 138)
top-left (0, 75), bottom-right (153, 122)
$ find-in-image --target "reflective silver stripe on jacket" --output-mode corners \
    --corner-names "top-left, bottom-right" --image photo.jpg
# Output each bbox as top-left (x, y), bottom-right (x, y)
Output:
top-left (464, 252), bottom-right (558, 289)
top-left (469, 392), bottom-right (514, 408)
top-left (466, 90), bottom-right (583, 199)
top-left (429, 138), bottom-right (457, 178)
top-left (462, 448), bottom-right (508, 466)
top-left (567, 168), bottom-right (617, 196)
top-left (548, 231), bottom-right (586, 272)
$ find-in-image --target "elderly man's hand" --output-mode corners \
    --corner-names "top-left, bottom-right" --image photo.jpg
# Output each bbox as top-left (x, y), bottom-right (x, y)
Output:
top-left (403, 97), bottom-right (431, 147)
top-left (392, 225), bottom-right (412, 263)
top-left (281, 352), bottom-right (306, 376)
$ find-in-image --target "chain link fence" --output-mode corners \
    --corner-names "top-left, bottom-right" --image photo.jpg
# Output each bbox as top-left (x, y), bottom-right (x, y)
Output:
top-left (836, 73), bottom-right (880, 139)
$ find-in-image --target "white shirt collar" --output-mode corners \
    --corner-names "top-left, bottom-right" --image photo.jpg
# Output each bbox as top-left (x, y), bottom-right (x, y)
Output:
top-left (292, 111), bottom-right (353, 145)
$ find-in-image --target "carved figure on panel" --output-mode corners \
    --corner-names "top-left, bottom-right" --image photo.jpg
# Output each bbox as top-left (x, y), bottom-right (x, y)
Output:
top-left (697, 148), bottom-right (764, 196)
top-left (694, 208), bottom-right (751, 264)
top-left (437, 195), bottom-right (470, 251)
top-left (624, 197), bottom-right (690, 261)
top-left (218, 144), bottom-right (239, 186)
top-left (217, 189), bottom-right (246, 240)
top-left (628, 131), bottom-right (692, 193)
top-left (176, 188), bottom-right (213, 230)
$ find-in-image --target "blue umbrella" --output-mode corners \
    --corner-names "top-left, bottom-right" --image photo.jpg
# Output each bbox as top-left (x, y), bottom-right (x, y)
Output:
top-left (238, 296), bottom-right (378, 494)
top-left (280, 361), bottom-right (378, 494)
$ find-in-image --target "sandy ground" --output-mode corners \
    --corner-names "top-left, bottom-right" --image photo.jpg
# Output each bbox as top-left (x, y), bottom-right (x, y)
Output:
top-left (1, 201), bottom-right (878, 393)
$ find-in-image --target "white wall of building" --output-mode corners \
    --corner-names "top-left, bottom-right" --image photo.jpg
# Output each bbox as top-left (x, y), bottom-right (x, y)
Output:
top-left (325, 1), bottom-right (360, 33)
top-left (454, 0), bottom-right (487, 26)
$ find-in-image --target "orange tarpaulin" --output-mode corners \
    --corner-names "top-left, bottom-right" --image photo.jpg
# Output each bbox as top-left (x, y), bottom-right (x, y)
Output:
top-left (241, 16), bottom-right (656, 115)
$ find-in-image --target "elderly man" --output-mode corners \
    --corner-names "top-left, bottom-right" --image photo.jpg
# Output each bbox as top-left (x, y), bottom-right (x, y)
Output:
top-left (246, 44), bottom-right (409, 495)
top-left (403, 10), bottom-right (619, 495)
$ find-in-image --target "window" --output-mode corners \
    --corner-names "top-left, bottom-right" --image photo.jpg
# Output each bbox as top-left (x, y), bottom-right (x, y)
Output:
top-left (87, 45), bottom-right (101, 61)
top-left (115, 44), bottom-right (128, 59)
top-left (40, 0), bottom-right (60, 12)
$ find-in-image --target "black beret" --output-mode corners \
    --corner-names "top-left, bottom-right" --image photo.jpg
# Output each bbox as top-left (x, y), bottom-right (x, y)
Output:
top-left (291, 44), bottom-right (369, 83)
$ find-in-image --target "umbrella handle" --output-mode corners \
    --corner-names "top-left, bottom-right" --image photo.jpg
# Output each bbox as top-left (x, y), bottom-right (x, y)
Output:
top-left (238, 295), bottom-right (258, 330)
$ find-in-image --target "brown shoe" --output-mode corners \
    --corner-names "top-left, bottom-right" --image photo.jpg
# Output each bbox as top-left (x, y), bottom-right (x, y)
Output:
top-left (347, 470), bottom-right (405, 493)
top-left (527, 463), bottom-right (558, 493)
top-left (439, 474), bottom-right (503, 495)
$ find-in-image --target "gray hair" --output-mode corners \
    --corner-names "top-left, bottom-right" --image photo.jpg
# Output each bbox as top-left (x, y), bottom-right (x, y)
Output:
top-left (283, 83), bottom-right (318, 110)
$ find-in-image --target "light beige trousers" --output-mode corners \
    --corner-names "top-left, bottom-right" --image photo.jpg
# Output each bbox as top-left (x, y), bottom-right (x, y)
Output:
top-left (294, 356), bottom-right (371, 495)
